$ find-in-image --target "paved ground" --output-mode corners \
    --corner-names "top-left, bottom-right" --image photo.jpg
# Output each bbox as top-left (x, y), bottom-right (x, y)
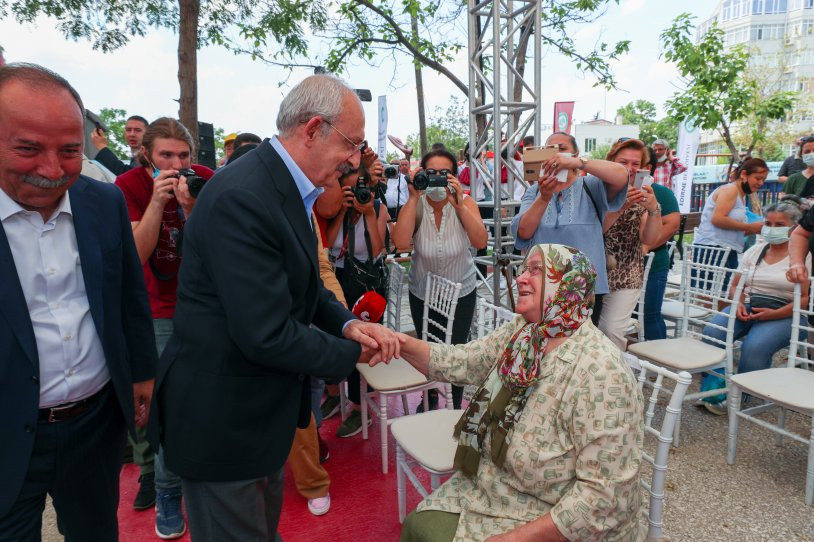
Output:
top-left (41, 281), bottom-right (814, 541)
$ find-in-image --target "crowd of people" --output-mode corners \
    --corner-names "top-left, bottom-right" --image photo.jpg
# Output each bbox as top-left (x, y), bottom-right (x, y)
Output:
top-left (1, 60), bottom-right (811, 542)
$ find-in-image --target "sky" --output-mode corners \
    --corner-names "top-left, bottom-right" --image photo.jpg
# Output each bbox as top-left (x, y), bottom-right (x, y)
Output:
top-left (0, 0), bottom-right (716, 148)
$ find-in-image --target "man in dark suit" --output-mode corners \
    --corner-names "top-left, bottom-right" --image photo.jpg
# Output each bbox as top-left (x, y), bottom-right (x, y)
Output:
top-left (154, 74), bottom-right (399, 541)
top-left (0, 64), bottom-right (157, 540)
top-left (91, 115), bottom-right (148, 175)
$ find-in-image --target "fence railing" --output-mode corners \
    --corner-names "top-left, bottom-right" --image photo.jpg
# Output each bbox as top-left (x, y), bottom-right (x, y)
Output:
top-left (690, 180), bottom-right (783, 212)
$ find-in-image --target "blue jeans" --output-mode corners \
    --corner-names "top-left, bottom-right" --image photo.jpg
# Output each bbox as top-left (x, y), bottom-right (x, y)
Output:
top-left (310, 377), bottom-right (326, 428)
top-left (154, 318), bottom-right (182, 491)
top-left (699, 305), bottom-right (802, 402)
top-left (643, 269), bottom-right (669, 340)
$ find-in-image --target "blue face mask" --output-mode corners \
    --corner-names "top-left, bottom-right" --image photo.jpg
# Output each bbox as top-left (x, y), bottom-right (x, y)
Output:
top-left (761, 225), bottom-right (790, 245)
top-left (803, 153), bottom-right (814, 167)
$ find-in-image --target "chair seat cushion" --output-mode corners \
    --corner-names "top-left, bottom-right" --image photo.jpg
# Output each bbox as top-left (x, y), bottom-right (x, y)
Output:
top-left (391, 409), bottom-right (465, 472)
top-left (357, 358), bottom-right (428, 391)
top-left (628, 337), bottom-right (725, 370)
top-left (732, 367), bottom-right (814, 411)
top-left (661, 300), bottom-right (708, 319)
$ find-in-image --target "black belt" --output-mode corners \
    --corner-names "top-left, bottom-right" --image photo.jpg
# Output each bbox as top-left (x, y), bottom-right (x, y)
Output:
top-left (38, 385), bottom-right (107, 423)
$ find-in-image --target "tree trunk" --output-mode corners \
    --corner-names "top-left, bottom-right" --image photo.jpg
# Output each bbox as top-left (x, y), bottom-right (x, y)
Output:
top-left (178, 0), bottom-right (200, 160)
top-left (512, 24), bottom-right (530, 129)
top-left (411, 12), bottom-right (427, 156)
top-left (719, 122), bottom-right (741, 176)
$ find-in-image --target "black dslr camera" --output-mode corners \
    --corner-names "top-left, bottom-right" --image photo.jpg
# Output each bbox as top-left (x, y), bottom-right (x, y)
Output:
top-left (384, 165), bottom-right (399, 179)
top-left (411, 169), bottom-right (450, 191)
top-left (177, 168), bottom-right (208, 198)
top-left (350, 177), bottom-right (373, 204)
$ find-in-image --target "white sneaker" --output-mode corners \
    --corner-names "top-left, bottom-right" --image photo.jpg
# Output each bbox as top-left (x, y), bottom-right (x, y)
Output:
top-left (308, 493), bottom-right (331, 516)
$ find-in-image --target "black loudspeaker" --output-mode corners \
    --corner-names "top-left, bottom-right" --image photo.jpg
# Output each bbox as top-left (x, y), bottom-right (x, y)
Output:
top-left (198, 122), bottom-right (216, 169)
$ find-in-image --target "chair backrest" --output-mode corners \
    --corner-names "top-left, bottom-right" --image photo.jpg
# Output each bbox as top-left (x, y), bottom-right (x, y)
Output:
top-left (789, 281), bottom-right (814, 370)
top-left (422, 273), bottom-right (463, 344)
top-left (473, 297), bottom-right (515, 340)
top-left (635, 251), bottom-right (656, 340)
top-left (385, 261), bottom-right (405, 332)
top-left (628, 355), bottom-right (692, 542)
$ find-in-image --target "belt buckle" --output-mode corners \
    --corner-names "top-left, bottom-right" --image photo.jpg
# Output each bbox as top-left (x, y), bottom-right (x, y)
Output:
top-left (47, 401), bottom-right (78, 423)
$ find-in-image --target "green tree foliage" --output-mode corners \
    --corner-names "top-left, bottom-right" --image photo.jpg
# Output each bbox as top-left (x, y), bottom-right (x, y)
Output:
top-left (590, 142), bottom-right (613, 160)
top-left (616, 100), bottom-right (679, 147)
top-left (317, 0), bottom-right (629, 95)
top-left (0, 0), bottom-right (325, 150)
top-left (97, 107), bottom-right (130, 158)
top-left (660, 13), bottom-right (796, 160)
top-left (405, 97), bottom-right (468, 158)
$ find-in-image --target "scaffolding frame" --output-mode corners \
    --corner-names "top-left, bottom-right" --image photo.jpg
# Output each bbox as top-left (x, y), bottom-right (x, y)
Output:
top-left (467, 0), bottom-right (542, 307)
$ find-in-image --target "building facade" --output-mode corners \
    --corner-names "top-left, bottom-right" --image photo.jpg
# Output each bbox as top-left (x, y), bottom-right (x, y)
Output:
top-left (695, 0), bottom-right (814, 163)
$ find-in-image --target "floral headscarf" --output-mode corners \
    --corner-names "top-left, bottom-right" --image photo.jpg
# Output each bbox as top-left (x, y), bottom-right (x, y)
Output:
top-left (453, 244), bottom-right (596, 477)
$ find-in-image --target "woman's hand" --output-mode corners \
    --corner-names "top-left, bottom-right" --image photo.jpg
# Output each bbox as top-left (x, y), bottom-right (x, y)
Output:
top-left (370, 160), bottom-right (385, 185)
top-left (447, 174), bottom-right (464, 208)
top-left (748, 307), bottom-right (779, 321)
top-left (407, 167), bottom-right (424, 199)
top-left (343, 185), bottom-right (375, 216)
top-left (360, 147), bottom-right (377, 169)
top-left (745, 220), bottom-right (765, 235)
top-left (640, 185), bottom-right (659, 212)
top-left (736, 302), bottom-right (751, 321)
top-left (536, 174), bottom-right (558, 203)
top-left (541, 153), bottom-right (580, 178)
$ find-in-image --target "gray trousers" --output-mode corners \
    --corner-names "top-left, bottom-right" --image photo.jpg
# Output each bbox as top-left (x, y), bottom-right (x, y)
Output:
top-left (181, 468), bottom-right (284, 542)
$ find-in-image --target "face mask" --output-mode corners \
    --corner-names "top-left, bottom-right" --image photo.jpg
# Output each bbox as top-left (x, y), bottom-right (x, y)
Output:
top-left (741, 180), bottom-right (753, 195)
top-left (803, 153), bottom-right (814, 167)
top-left (761, 226), bottom-right (790, 245)
top-left (426, 187), bottom-right (447, 202)
top-left (657, 155), bottom-right (667, 163)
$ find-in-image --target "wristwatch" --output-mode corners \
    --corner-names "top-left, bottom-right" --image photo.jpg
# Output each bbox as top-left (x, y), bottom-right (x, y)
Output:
top-left (648, 203), bottom-right (662, 215)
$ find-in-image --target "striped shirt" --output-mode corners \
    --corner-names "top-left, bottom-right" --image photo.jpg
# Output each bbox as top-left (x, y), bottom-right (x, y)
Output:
top-left (407, 196), bottom-right (477, 299)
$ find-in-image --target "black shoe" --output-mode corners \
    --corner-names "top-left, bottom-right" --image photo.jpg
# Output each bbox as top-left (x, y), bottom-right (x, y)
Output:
top-left (133, 472), bottom-right (156, 510)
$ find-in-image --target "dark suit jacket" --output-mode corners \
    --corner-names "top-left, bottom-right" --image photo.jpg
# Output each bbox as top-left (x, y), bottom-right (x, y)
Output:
top-left (154, 141), bottom-right (360, 482)
top-left (94, 147), bottom-right (134, 177)
top-left (0, 176), bottom-right (157, 517)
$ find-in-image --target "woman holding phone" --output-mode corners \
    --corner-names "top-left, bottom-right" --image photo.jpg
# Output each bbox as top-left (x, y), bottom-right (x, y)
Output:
top-left (511, 132), bottom-right (629, 324)
top-left (598, 138), bottom-right (662, 350)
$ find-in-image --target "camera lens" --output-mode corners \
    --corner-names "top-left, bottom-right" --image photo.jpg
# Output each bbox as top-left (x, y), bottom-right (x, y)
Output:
top-left (384, 165), bottom-right (398, 178)
top-left (412, 171), bottom-right (429, 191)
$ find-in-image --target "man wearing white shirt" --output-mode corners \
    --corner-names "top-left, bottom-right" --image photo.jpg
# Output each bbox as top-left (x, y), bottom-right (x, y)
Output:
top-left (0, 63), bottom-right (157, 541)
top-left (383, 158), bottom-right (410, 220)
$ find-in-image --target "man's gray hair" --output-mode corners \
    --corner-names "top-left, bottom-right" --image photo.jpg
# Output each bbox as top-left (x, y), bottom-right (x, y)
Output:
top-left (276, 75), bottom-right (359, 138)
top-left (652, 138), bottom-right (669, 147)
top-left (0, 62), bottom-right (85, 116)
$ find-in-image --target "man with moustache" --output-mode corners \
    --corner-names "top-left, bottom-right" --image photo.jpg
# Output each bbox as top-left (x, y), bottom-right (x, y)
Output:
top-left (153, 74), bottom-right (400, 541)
top-left (0, 63), bottom-right (157, 540)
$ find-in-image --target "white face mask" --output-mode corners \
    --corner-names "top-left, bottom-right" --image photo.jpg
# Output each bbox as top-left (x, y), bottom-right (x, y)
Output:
top-left (803, 152), bottom-right (814, 167)
top-left (426, 187), bottom-right (448, 202)
top-left (761, 225), bottom-right (790, 245)
top-left (657, 154), bottom-right (667, 163)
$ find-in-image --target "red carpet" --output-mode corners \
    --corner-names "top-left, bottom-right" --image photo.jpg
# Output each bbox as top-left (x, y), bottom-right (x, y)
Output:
top-left (117, 394), bottom-right (439, 541)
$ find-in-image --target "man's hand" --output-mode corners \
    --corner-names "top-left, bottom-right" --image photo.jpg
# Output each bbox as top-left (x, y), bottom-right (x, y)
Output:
top-left (133, 379), bottom-right (154, 428)
top-left (343, 320), bottom-right (401, 362)
top-left (787, 263), bottom-right (808, 284)
top-left (91, 128), bottom-right (108, 151)
top-left (175, 173), bottom-right (197, 217)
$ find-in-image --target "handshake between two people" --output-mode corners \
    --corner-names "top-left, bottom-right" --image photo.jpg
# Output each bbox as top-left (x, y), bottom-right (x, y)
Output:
top-left (343, 320), bottom-right (424, 367)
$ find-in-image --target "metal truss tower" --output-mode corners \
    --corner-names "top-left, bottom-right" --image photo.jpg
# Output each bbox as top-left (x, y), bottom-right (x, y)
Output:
top-left (467, 0), bottom-right (542, 307)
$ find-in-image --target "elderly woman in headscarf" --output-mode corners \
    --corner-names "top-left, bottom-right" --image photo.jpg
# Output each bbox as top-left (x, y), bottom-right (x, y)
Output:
top-left (389, 244), bottom-right (646, 542)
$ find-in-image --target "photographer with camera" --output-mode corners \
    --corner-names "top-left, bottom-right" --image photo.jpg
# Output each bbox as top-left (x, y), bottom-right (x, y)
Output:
top-left (324, 167), bottom-right (390, 437)
top-left (383, 158), bottom-right (410, 220)
top-left (391, 149), bottom-right (487, 411)
top-left (114, 117), bottom-right (212, 539)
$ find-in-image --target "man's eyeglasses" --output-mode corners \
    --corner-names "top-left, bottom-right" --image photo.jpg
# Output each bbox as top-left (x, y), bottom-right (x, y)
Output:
top-left (518, 262), bottom-right (545, 277)
top-left (325, 119), bottom-right (367, 155)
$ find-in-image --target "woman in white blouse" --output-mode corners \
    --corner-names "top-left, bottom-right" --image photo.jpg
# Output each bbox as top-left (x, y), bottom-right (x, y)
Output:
top-left (698, 199), bottom-right (810, 415)
top-left (392, 149), bottom-right (488, 409)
